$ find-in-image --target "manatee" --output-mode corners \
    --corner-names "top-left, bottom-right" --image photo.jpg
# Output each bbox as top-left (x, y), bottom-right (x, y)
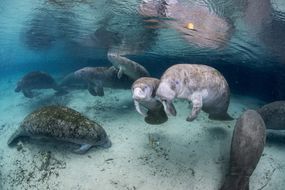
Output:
top-left (132, 77), bottom-right (168, 125)
top-left (220, 110), bottom-right (266, 190)
top-left (156, 64), bottom-right (233, 122)
top-left (8, 105), bottom-right (111, 154)
top-left (73, 67), bottom-right (113, 96)
top-left (61, 66), bottom-right (133, 96)
top-left (59, 72), bottom-right (89, 90)
top-left (107, 52), bottom-right (150, 81)
top-left (256, 101), bottom-right (285, 130)
top-left (15, 71), bottom-right (66, 98)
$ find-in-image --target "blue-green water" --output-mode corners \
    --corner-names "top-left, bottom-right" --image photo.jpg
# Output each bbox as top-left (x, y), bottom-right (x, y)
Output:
top-left (0, 0), bottom-right (285, 189)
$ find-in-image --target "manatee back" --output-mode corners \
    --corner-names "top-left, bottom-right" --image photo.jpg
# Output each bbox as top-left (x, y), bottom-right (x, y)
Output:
top-left (161, 64), bottom-right (228, 92)
top-left (257, 101), bottom-right (285, 130)
top-left (21, 71), bottom-right (57, 89)
top-left (230, 110), bottom-right (266, 176)
top-left (16, 106), bottom-right (108, 145)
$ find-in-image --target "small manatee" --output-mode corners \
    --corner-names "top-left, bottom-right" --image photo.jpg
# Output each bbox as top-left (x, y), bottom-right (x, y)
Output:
top-left (132, 77), bottom-right (168, 125)
top-left (107, 52), bottom-right (150, 81)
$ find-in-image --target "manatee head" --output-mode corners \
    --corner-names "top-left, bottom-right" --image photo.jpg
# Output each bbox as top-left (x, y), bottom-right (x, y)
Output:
top-left (15, 81), bottom-right (22, 92)
top-left (132, 84), bottom-right (153, 102)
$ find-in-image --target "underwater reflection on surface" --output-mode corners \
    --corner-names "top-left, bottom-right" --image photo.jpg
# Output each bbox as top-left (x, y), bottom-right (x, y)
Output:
top-left (0, 0), bottom-right (284, 100)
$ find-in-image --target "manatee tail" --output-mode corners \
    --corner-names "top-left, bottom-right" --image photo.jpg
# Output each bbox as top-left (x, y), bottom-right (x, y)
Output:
top-left (144, 107), bottom-right (168, 125)
top-left (208, 112), bottom-right (234, 121)
top-left (220, 175), bottom-right (249, 190)
top-left (7, 127), bottom-right (25, 146)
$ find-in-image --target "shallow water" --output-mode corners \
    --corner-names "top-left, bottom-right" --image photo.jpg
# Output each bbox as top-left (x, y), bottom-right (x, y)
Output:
top-left (0, 0), bottom-right (285, 189)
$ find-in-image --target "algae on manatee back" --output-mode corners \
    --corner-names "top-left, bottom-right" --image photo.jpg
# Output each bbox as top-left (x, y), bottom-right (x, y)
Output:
top-left (8, 105), bottom-right (111, 154)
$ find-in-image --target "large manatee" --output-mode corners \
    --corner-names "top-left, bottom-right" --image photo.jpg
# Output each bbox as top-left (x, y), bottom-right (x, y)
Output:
top-left (156, 64), bottom-right (233, 122)
top-left (8, 105), bottom-right (111, 154)
top-left (220, 110), bottom-right (266, 190)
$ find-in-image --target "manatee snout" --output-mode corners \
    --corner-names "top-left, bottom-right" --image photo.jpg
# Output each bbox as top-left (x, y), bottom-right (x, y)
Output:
top-left (133, 87), bottom-right (147, 100)
top-left (15, 86), bottom-right (21, 92)
top-left (99, 137), bottom-right (112, 148)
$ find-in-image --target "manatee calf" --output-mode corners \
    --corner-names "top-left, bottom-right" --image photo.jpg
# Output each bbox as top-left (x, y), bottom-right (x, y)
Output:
top-left (257, 101), bottom-right (285, 130)
top-left (8, 106), bottom-right (111, 154)
top-left (15, 71), bottom-right (65, 98)
top-left (132, 77), bottom-right (168, 124)
top-left (220, 110), bottom-right (266, 190)
top-left (156, 64), bottom-right (233, 122)
top-left (107, 52), bottom-right (150, 81)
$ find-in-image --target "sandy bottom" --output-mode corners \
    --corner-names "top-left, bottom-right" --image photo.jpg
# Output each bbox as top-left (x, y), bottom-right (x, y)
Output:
top-left (0, 74), bottom-right (284, 190)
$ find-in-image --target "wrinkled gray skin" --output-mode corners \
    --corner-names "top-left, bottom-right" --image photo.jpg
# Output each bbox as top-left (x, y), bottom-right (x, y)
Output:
top-left (59, 72), bottom-right (88, 90)
top-left (8, 106), bottom-right (111, 154)
top-left (257, 101), bottom-right (285, 130)
top-left (220, 110), bottom-right (266, 190)
top-left (107, 52), bottom-right (150, 81)
top-left (132, 77), bottom-right (168, 124)
top-left (156, 64), bottom-right (232, 122)
top-left (73, 66), bottom-right (114, 96)
top-left (15, 71), bottom-right (65, 98)
top-left (139, 0), bottom-right (233, 49)
top-left (59, 66), bottom-right (133, 96)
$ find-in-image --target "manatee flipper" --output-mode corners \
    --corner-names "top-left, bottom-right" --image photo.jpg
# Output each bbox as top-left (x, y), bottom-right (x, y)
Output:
top-left (22, 89), bottom-right (34, 98)
top-left (187, 93), bottom-right (202, 122)
top-left (117, 66), bottom-right (124, 79)
top-left (74, 144), bottom-right (92, 154)
top-left (94, 80), bottom-right (104, 97)
top-left (161, 100), bottom-right (177, 116)
top-left (144, 107), bottom-right (168, 125)
top-left (87, 83), bottom-right (98, 96)
top-left (134, 100), bottom-right (147, 116)
top-left (7, 127), bottom-right (27, 146)
top-left (220, 176), bottom-right (249, 190)
top-left (209, 112), bottom-right (234, 121)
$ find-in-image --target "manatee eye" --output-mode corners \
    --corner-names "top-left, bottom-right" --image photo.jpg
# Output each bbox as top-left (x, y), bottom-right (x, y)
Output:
top-left (142, 86), bottom-right (147, 91)
top-left (170, 82), bottom-right (176, 90)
